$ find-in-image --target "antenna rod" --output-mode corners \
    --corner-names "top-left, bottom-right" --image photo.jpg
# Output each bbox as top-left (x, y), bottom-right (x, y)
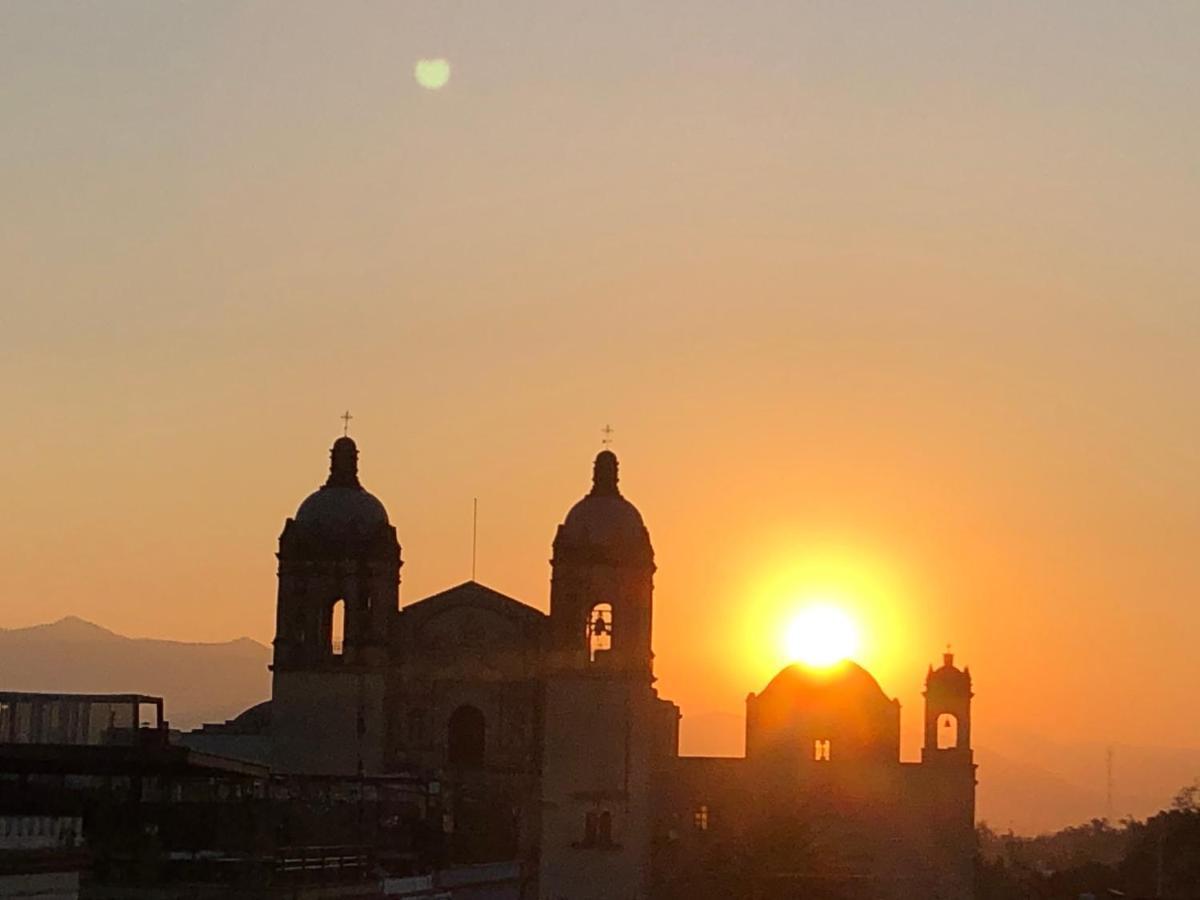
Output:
top-left (472, 497), bottom-right (478, 582)
top-left (1106, 746), bottom-right (1114, 820)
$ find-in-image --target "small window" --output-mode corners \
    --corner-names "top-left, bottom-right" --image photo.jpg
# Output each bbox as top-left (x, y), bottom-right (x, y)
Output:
top-left (582, 810), bottom-right (614, 848)
top-left (693, 804), bottom-right (709, 832)
top-left (407, 709), bottom-right (428, 746)
top-left (588, 604), bottom-right (613, 661)
top-left (331, 599), bottom-right (345, 656)
top-left (597, 811), bottom-right (613, 847)
top-left (814, 739), bottom-right (831, 762)
top-left (937, 713), bottom-right (959, 750)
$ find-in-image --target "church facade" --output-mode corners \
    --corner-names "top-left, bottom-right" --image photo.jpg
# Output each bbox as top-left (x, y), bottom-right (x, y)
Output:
top-left (266, 436), bottom-right (976, 899)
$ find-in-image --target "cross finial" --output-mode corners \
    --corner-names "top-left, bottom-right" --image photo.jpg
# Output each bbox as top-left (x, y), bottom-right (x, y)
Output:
top-left (601, 424), bottom-right (615, 448)
top-left (340, 410), bottom-right (354, 436)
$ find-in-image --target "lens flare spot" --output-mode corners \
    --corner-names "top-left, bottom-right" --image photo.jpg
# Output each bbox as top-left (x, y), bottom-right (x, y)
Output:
top-left (414, 58), bottom-right (451, 90)
top-left (784, 604), bottom-right (860, 668)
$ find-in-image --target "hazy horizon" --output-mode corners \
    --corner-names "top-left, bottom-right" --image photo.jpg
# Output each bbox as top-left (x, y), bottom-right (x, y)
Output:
top-left (3, 0), bottom-right (1199, 812)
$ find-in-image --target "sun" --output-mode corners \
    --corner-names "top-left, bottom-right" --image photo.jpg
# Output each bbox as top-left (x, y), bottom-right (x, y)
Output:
top-left (784, 604), bottom-right (861, 668)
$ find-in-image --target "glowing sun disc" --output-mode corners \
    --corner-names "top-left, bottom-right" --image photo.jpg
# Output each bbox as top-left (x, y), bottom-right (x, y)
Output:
top-left (414, 58), bottom-right (451, 90)
top-left (784, 605), bottom-right (860, 668)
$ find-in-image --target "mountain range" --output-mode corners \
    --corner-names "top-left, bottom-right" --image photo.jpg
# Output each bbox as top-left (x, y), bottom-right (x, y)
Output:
top-left (0, 616), bottom-right (270, 730)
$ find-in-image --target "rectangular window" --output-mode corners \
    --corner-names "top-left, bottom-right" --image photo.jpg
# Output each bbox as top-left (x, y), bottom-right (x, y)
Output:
top-left (692, 804), bottom-right (709, 831)
top-left (814, 739), bottom-right (831, 761)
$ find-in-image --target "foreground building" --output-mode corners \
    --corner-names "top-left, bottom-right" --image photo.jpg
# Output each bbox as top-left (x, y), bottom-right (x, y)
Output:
top-left (226, 436), bottom-right (977, 897)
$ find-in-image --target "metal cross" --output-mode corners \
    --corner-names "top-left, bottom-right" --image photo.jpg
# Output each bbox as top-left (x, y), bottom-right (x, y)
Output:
top-left (341, 410), bottom-right (354, 436)
top-left (601, 424), bottom-right (614, 447)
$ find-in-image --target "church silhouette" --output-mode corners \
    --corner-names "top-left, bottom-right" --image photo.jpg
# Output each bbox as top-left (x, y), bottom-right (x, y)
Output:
top-left (261, 435), bottom-right (976, 899)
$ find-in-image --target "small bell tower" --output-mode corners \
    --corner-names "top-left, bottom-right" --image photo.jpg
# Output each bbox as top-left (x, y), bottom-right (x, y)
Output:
top-left (922, 649), bottom-right (973, 760)
top-left (920, 649), bottom-right (976, 899)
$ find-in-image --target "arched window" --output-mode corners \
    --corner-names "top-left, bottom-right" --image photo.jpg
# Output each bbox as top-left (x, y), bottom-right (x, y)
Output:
top-left (587, 603), bottom-right (613, 661)
top-left (937, 713), bottom-right (959, 749)
top-left (447, 705), bottom-right (486, 768)
top-left (330, 599), bottom-right (345, 656)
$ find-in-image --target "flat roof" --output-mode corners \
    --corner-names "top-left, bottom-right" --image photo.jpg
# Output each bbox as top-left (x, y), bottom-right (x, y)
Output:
top-left (0, 692), bottom-right (163, 705)
top-left (0, 743), bottom-right (268, 778)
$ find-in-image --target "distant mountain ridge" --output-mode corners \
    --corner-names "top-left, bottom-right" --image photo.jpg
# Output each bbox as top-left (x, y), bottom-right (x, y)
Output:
top-left (0, 616), bottom-right (271, 730)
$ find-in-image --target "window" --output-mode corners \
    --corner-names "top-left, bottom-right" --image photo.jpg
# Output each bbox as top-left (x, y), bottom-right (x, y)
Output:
top-left (330, 599), bottom-right (345, 655)
top-left (937, 713), bottom-right (959, 750)
top-left (597, 811), bottom-right (613, 846)
top-left (406, 709), bottom-right (428, 746)
top-left (587, 603), bottom-right (613, 661)
top-left (693, 804), bottom-right (710, 832)
top-left (814, 739), bottom-right (831, 762)
top-left (447, 705), bottom-right (485, 768)
top-left (582, 810), bottom-right (615, 848)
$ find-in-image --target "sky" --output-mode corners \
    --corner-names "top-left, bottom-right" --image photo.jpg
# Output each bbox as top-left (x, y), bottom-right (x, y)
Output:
top-left (2, 2), bottom-right (1199, 768)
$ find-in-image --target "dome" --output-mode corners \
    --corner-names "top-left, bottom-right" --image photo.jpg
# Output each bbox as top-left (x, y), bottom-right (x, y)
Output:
top-left (758, 661), bottom-right (893, 709)
top-left (555, 451), bottom-right (652, 555)
top-left (293, 436), bottom-right (390, 533)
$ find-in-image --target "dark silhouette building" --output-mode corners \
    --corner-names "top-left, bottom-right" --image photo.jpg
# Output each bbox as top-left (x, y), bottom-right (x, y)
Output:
top-left (655, 658), bottom-right (975, 899)
top-left (257, 436), bottom-right (976, 898)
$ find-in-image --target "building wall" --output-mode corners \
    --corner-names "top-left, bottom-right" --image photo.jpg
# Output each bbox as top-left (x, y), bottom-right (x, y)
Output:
top-left (0, 873), bottom-right (79, 900)
top-left (539, 677), bottom-right (665, 900)
top-left (270, 669), bottom-right (386, 776)
top-left (654, 754), bottom-right (975, 900)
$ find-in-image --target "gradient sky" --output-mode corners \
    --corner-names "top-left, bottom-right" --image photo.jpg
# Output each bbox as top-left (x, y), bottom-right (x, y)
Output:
top-left (3, 2), bottom-right (1199, 766)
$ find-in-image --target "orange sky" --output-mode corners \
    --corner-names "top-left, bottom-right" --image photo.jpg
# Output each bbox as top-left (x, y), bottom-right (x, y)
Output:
top-left (2, 2), bottom-right (1199, 767)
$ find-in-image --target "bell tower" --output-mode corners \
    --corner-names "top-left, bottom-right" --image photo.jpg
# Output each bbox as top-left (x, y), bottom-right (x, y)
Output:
top-left (270, 436), bottom-right (400, 775)
top-left (539, 450), bottom-right (677, 900)
top-left (546, 450), bottom-right (655, 678)
top-left (923, 650), bottom-right (973, 761)
top-left (920, 649), bottom-right (977, 899)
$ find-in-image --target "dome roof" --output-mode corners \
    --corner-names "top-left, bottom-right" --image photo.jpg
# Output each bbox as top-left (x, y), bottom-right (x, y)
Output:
top-left (293, 436), bottom-right (390, 533)
top-left (758, 661), bottom-right (893, 708)
top-left (555, 451), bottom-right (652, 556)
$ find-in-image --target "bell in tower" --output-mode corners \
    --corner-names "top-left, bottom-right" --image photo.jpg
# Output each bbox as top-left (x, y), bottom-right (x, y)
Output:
top-left (270, 435), bottom-right (401, 776)
top-left (547, 450), bottom-right (656, 677)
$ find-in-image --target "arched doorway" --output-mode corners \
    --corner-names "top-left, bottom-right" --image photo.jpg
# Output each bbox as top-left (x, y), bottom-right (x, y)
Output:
top-left (447, 705), bottom-right (485, 768)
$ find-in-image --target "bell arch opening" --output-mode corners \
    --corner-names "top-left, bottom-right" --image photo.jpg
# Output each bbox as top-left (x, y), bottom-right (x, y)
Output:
top-left (937, 713), bottom-right (960, 749)
top-left (330, 599), bottom-right (345, 656)
top-left (587, 603), bottom-right (613, 661)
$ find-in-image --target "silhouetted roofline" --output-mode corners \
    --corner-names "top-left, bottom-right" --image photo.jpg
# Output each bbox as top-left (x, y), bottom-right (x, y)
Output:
top-left (400, 580), bottom-right (546, 622)
top-left (753, 661), bottom-right (897, 707)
